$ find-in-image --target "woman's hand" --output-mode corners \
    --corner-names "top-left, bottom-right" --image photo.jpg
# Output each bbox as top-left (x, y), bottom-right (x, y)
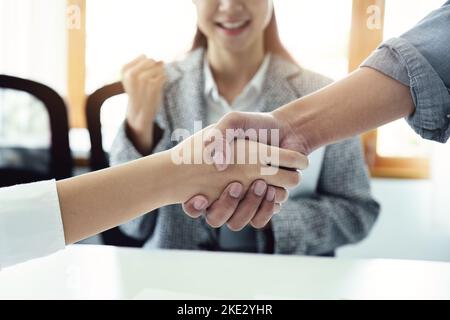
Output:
top-left (182, 111), bottom-right (309, 230)
top-left (168, 127), bottom-right (304, 230)
top-left (121, 55), bottom-right (166, 154)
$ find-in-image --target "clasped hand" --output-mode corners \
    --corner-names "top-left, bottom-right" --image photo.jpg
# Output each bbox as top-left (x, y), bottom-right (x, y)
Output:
top-left (175, 122), bottom-right (308, 231)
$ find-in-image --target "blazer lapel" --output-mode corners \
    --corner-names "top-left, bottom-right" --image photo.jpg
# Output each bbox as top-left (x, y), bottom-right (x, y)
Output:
top-left (166, 51), bottom-right (304, 132)
top-left (165, 49), bottom-right (209, 133)
top-left (258, 55), bottom-right (303, 113)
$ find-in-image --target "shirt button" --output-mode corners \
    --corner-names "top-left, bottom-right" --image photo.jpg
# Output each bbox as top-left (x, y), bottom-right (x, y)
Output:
top-left (447, 114), bottom-right (450, 119)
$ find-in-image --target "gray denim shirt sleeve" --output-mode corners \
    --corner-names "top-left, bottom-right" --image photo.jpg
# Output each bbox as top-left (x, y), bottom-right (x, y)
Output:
top-left (361, 1), bottom-right (450, 143)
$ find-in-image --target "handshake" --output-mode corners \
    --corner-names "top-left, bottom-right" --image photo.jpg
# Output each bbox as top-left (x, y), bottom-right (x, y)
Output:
top-left (169, 111), bottom-right (309, 231)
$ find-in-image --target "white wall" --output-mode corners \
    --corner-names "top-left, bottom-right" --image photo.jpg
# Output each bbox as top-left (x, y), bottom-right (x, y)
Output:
top-left (338, 178), bottom-right (450, 262)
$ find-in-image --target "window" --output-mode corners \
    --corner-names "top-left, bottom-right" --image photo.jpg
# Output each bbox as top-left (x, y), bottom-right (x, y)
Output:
top-left (376, 0), bottom-right (444, 160)
top-left (84, 0), bottom-right (198, 148)
top-left (0, 90), bottom-right (50, 148)
top-left (0, 0), bottom-right (66, 148)
top-left (274, 0), bottom-right (352, 80)
top-left (85, 0), bottom-right (198, 92)
top-left (85, 0), bottom-right (353, 151)
top-left (363, 0), bottom-right (445, 179)
top-left (2, 0), bottom-right (445, 179)
top-left (85, 0), bottom-right (353, 89)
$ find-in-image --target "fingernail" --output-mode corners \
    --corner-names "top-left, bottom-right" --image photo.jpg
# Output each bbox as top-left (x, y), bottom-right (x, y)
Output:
top-left (266, 187), bottom-right (276, 202)
top-left (229, 183), bottom-right (243, 199)
top-left (274, 206), bottom-right (281, 214)
top-left (193, 198), bottom-right (207, 211)
top-left (254, 181), bottom-right (267, 197)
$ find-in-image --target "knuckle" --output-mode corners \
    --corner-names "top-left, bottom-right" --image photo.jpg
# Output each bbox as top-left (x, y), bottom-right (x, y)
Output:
top-left (223, 111), bottom-right (241, 127)
top-left (138, 73), bottom-right (149, 82)
top-left (122, 69), bottom-right (132, 81)
top-left (146, 77), bottom-right (157, 84)
top-left (128, 70), bottom-right (139, 80)
top-left (223, 197), bottom-right (239, 210)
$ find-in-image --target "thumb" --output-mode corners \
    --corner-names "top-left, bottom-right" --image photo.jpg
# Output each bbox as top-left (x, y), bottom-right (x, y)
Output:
top-left (204, 113), bottom-right (245, 171)
top-left (209, 112), bottom-right (279, 171)
top-left (182, 195), bottom-right (209, 218)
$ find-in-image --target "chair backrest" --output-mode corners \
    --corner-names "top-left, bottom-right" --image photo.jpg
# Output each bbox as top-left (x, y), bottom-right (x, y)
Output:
top-left (0, 168), bottom-right (50, 188)
top-left (86, 81), bottom-right (151, 247)
top-left (86, 81), bottom-right (164, 171)
top-left (85, 81), bottom-right (125, 171)
top-left (0, 74), bottom-right (73, 180)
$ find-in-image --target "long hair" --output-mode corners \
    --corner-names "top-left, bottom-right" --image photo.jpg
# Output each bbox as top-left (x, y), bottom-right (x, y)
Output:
top-left (190, 8), bottom-right (298, 65)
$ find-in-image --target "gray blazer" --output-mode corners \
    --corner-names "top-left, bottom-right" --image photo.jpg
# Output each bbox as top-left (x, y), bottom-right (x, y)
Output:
top-left (110, 48), bottom-right (380, 255)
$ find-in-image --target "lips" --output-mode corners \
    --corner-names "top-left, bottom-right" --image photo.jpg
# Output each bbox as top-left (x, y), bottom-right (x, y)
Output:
top-left (215, 20), bottom-right (251, 36)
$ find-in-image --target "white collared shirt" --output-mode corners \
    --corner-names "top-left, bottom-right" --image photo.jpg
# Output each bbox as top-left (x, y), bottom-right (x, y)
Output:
top-left (0, 180), bottom-right (65, 268)
top-left (204, 54), bottom-right (271, 124)
top-left (203, 55), bottom-right (271, 252)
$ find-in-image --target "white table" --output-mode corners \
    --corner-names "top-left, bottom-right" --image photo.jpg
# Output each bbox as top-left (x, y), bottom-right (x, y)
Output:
top-left (0, 245), bottom-right (449, 299)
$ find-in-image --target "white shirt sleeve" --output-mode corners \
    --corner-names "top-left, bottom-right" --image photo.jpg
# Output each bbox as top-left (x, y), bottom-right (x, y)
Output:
top-left (0, 180), bottom-right (66, 268)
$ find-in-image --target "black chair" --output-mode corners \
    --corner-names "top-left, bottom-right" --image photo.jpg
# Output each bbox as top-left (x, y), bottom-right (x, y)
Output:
top-left (0, 168), bottom-right (50, 188)
top-left (86, 81), bottom-right (163, 247)
top-left (0, 75), bottom-right (73, 187)
top-left (86, 81), bottom-right (125, 171)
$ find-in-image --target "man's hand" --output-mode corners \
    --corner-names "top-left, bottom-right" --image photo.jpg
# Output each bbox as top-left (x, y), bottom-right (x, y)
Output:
top-left (184, 65), bottom-right (419, 230)
top-left (207, 111), bottom-right (310, 171)
top-left (182, 181), bottom-right (289, 231)
top-left (182, 111), bottom-right (309, 230)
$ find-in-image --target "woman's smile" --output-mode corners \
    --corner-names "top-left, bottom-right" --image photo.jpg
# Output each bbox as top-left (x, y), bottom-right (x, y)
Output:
top-left (215, 19), bottom-right (251, 36)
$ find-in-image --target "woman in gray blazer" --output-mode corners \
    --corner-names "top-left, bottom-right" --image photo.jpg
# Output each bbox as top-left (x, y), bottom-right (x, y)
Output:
top-left (110, 0), bottom-right (380, 255)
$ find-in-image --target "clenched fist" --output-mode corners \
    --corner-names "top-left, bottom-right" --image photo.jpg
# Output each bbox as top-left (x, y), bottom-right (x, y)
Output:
top-left (121, 55), bottom-right (166, 154)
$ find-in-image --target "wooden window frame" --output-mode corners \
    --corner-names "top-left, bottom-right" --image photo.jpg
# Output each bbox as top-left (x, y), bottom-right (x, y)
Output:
top-left (66, 0), bottom-right (431, 178)
top-left (67, 0), bottom-right (86, 128)
top-left (349, 0), bottom-right (430, 179)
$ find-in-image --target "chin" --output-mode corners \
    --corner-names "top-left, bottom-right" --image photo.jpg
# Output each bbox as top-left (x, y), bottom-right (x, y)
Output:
top-left (218, 38), bottom-right (256, 54)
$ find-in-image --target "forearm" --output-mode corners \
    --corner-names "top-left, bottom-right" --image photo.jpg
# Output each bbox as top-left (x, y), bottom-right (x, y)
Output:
top-left (273, 67), bottom-right (414, 154)
top-left (57, 150), bottom-right (176, 244)
top-left (126, 120), bottom-right (154, 155)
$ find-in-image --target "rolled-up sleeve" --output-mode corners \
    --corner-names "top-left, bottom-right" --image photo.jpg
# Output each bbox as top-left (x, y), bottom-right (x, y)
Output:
top-left (0, 180), bottom-right (65, 268)
top-left (362, 1), bottom-right (450, 143)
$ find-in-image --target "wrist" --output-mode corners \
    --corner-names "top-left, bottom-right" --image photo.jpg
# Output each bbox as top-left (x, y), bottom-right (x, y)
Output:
top-left (271, 102), bottom-right (315, 156)
top-left (164, 142), bottom-right (222, 204)
top-left (154, 149), bottom-right (197, 204)
top-left (126, 119), bottom-right (154, 154)
top-left (142, 150), bottom-right (185, 206)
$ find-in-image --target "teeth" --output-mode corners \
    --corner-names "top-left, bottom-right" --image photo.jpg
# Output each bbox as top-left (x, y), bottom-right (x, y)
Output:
top-left (221, 21), bottom-right (247, 29)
